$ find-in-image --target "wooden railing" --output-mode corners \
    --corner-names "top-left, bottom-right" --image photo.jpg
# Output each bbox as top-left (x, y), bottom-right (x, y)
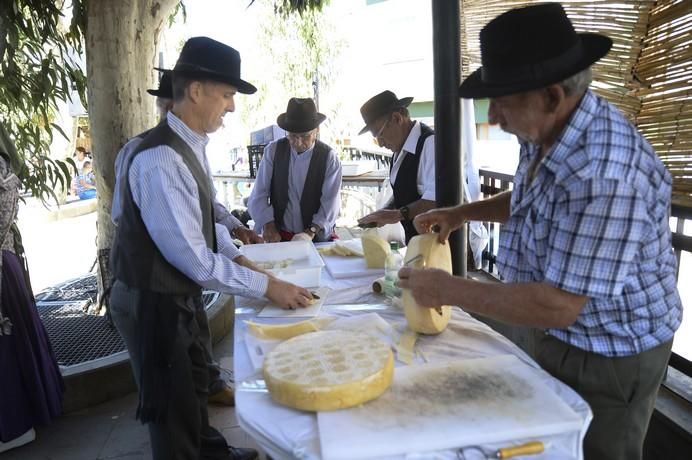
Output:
top-left (478, 168), bottom-right (513, 274)
top-left (344, 146), bottom-right (392, 170)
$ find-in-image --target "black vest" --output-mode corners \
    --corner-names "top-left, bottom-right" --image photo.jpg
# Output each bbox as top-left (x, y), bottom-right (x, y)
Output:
top-left (111, 121), bottom-right (217, 296)
top-left (270, 138), bottom-right (330, 241)
top-left (391, 123), bottom-right (434, 243)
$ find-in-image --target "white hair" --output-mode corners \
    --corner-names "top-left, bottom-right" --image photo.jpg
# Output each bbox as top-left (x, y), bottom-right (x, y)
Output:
top-left (560, 67), bottom-right (592, 96)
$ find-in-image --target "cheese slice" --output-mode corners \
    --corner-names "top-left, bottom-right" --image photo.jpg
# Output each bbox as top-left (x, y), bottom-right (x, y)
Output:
top-left (263, 330), bottom-right (394, 411)
top-left (401, 233), bottom-right (453, 335)
top-left (361, 230), bottom-right (391, 268)
top-left (245, 317), bottom-right (335, 341)
top-left (318, 243), bottom-right (363, 257)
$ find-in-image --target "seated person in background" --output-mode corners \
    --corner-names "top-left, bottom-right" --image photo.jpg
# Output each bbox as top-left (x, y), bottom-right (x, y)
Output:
top-left (76, 160), bottom-right (96, 200)
top-left (247, 97), bottom-right (342, 242)
top-left (72, 146), bottom-right (89, 173)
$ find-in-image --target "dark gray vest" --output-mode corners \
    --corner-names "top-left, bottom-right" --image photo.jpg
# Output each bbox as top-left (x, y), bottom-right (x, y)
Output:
top-left (111, 121), bottom-right (217, 296)
top-left (270, 138), bottom-right (330, 239)
top-left (392, 123), bottom-right (434, 243)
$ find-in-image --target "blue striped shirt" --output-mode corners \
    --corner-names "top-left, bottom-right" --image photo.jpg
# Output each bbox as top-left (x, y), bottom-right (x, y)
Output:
top-left (121, 112), bottom-right (268, 298)
top-left (498, 90), bottom-right (682, 356)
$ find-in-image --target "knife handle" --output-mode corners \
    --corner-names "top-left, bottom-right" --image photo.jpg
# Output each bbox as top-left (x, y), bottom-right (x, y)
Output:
top-left (497, 441), bottom-right (544, 459)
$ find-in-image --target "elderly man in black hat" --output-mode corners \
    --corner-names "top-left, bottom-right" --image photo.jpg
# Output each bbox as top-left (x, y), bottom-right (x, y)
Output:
top-left (399, 4), bottom-right (681, 459)
top-left (356, 90), bottom-right (437, 243)
top-left (110, 37), bottom-right (316, 460)
top-left (247, 97), bottom-right (342, 243)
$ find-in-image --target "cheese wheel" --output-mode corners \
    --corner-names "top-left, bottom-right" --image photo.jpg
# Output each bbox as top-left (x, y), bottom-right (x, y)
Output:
top-left (361, 230), bottom-right (391, 268)
top-left (401, 233), bottom-right (453, 334)
top-left (263, 330), bottom-right (394, 411)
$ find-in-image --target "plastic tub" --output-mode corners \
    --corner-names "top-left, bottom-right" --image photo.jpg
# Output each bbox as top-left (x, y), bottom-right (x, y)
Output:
top-left (240, 240), bottom-right (325, 287)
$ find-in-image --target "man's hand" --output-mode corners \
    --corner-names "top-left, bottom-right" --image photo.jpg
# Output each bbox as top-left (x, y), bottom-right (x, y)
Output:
top-left (233, 255), bottom-right (275, 278)
top-left (397, 267), bottom-right (452, 308)
top-left (413, 206), bottom-right (465, 243)
top-left (262, 222), bottom-right (281, 243)
top-left (292, 232), bottom-right (313, 242)
top-left (358, 209), bottom-right (402, 227)
top-left (265, 277), bottom-right (314, 309)
top-left (232, 226), bottom-right (264, 244)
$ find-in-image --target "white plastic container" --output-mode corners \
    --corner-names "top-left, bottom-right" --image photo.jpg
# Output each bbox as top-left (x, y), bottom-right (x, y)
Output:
top-left (240, 240), bottom-right (325, 288)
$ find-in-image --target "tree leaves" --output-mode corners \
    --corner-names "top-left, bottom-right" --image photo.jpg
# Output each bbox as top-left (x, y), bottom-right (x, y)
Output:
top-left (0, 0), bottom-right (87, 202)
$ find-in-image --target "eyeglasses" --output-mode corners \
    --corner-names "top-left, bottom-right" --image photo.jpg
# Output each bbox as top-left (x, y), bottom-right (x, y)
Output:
top-left (372, 117), bottom-right (390, 141)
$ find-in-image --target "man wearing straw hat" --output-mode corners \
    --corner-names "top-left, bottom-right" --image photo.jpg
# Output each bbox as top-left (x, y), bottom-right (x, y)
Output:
top-left (247, 97), bottom-right (342, 243)
top-left (110, 37), bottom-right (315, 460)
top-left (399, 4), bottom-right (682, 459)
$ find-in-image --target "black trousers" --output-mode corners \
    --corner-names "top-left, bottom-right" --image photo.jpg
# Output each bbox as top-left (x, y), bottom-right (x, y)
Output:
top-left (111, 281), bottom-right (227, 460)
top-left (535, 331), bottom-right (672, 460)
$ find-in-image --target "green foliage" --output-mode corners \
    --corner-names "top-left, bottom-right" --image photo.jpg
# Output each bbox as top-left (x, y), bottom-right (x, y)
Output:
top-left (241, 0), bottom-right (342, 138)
top-left (0, 0), bottom-right (87, 202)
top-left (249, 0), bottom-right (328, 17)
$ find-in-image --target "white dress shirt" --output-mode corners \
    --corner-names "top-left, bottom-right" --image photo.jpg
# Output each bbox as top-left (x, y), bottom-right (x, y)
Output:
top-left (115, 112), bottom-right (268, 298)
top-left (389, 121), bottom-right (436, 201)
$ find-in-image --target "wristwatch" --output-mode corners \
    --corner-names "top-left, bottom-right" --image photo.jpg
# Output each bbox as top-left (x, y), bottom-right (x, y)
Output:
top-left (399, 205), bottom-right (410, 221)
top-left (307, 224), bottom-right (320, 235)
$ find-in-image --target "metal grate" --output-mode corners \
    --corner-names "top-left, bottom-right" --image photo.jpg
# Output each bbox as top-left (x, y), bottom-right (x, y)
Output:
top-left (35, 273), bottom-right (222, 369)
top-left (35, 273), bottom-right (99, 303)
top-left (37, 301), bottom-right (125, 367)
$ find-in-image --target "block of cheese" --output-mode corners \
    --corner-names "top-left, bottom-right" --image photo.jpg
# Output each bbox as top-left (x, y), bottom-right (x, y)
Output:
top-left (318, 243), bottom-right (363, 257)
top-left (361, 230), bottom-right (391, 268)
top-left (401, 233), bottom-right (453, 335)
top-left (263, 330), bottom-right (394, 411)
top-left (245, 317), bottom-right (335, 341)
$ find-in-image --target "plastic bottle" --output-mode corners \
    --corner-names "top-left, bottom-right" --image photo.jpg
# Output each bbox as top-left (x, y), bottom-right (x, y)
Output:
top-left (384, 241), bottom-right (403, 299)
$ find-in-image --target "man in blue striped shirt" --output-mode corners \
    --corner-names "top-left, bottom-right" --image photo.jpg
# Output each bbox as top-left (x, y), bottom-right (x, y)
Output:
top-left (110, 37), bottom-right (313, 460)
top-left (399, 4), bottom-right (682, 459)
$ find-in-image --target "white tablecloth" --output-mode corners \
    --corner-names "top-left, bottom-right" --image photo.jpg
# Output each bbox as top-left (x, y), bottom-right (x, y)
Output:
top-left (233, 261), bottom-right (592, 460)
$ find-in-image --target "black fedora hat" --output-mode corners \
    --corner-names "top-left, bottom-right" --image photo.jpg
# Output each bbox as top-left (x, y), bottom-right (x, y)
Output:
top-left (147, 70), bottom-right (173, 99)
top-left (276, 98), bottom-right (326, 133)
top-left (358, 90), bottom-right (413, 135)
top-left (458, 3), bottom-right (612, 98)
top-left (172, 36), bottom-right (257, 94)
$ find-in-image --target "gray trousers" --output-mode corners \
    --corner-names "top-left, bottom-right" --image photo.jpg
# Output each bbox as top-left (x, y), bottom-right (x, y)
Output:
top-left (535, 332), bottom-right (672, 460)
top-left (111, 281), bottom-right (224, 460)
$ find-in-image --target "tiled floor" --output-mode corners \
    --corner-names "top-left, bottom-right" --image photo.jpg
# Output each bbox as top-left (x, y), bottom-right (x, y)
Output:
top-left (2, 331), bottom-right (266, 460)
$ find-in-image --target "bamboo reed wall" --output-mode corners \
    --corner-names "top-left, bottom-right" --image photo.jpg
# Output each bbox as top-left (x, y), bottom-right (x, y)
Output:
top-left (460, 0), bottom-right (692, 199)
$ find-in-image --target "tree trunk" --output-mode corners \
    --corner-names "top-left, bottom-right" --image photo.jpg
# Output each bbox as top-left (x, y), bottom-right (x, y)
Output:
top-left (85, 0), bottom-right (177, 306)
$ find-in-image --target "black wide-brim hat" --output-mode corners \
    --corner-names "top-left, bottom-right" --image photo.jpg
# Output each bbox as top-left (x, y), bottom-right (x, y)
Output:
top-left (458, 3), bottom-right (612, 99)
top-left (172, 36), bottom-right (257, 95)
top-left (358, 90), bottom-right (413, 135)
top-left (277, 98), bottom-right (326, 133)
top-left (147, 69), bottom-right (173, 99)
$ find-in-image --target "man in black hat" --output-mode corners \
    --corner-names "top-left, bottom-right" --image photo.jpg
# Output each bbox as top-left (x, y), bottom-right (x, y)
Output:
top-left (356, 90), bottom-right (437, 243)
top-left (113, 70), bottom-right (263, 245)
top-left (110, 37), bottom-right (315, 460)
top-left (399, 4), bottom-right (681, 459)
top-left (111, 70), bottom-right (263, 410)
top-left (247, 97), bottom-right (342, 243)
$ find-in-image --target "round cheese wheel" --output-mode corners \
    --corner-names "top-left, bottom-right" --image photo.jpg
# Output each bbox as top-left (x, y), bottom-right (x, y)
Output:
top-left (263, 330), bottom-right (394, 411)
top-left (401, 233), bottom-right (453, 335)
